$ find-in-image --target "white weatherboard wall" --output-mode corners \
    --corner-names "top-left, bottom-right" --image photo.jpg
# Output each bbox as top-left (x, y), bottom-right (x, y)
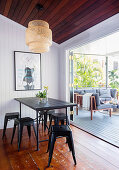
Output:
top-left (59, 13), bottom-right (119, 102)
top-left (0, 15), bottom-right (60, 129)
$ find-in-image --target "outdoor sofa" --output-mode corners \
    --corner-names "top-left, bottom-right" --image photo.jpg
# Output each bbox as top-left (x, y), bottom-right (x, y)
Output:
top-left (74, 88), bottom-right (118, 120)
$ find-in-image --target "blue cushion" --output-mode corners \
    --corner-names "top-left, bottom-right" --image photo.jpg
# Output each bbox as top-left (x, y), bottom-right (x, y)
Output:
top-left (100, 97), bottom-right (111, 101)
top-left (99, 89), bottom-right (111, 98)
top-left (97, 103), bottom-right (114, 110)
top-left (74, 90), bottom-right (85, 95)
top-left (84, 89), bottom-right (96, 93)
top-left (74, 90), bottom-right (79, 94)
top-left (79, 90), bottom-right (85, 95)
top-left (110, 88), bottom-right (117, 98)
top-left (92, 93), bottom-right (100, 106)
top-left (96, 89), bottom-right (100, 93)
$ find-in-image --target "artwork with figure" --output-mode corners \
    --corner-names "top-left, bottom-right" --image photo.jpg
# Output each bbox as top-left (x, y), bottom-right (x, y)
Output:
top-left (14, 51), bottom-right (41, 91)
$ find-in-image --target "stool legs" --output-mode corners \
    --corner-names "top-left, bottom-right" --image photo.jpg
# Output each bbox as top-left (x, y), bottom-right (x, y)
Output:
top-left (47, 127), bottom-right (76, 167)
top-left (47, 133), bottom-right (51, 153)
top-left (48, 116), bottom-right (53, 134)
top-left (18, 125), bottom-right (23, 151)
top-left (66, 137), bottom-right (72, 151)
top-left (27, 125), bottom-right (31, 138)
top-left (60, 120), bottom-right (64, 125)
top-left (44, 112), bottom-right (48, 131)
top-left (11, 123), bottom-right (17, 144)
top-left (69, 133), bottom-right (76, 165)
top-left (33, 122), bottom-right (37, 138)
top-left (11, 123), bottom-right (36, 151)
top-left (2, 117), bottom-right (8, 138)
top-left (48, 133), bottom-right (56, 167)
top-left (54, 118), bottom-right (59, 125)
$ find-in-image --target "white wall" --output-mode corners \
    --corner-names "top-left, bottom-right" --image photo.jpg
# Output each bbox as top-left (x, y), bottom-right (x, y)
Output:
top-left (59, 13), bottom-right (119, 102)
top-left (0, 15), bottom-right (60, 129)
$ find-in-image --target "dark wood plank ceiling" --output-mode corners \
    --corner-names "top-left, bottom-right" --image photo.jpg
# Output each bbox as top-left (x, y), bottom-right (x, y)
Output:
top-left (0, 0), bottom-right (119, 44)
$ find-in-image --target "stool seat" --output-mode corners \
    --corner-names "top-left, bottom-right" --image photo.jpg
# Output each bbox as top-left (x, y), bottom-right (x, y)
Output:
top-left (51, 125), bottom-right (71, 132)
top-left (11, 117), bottom-right (36, 151)
top-left (5, 112), bottom-right (19, 119)
top-left (2, 112), bottom-right (19, 139)
top-left (15, 117), bottom-right (34, 125)
top-left (48, 113), bottom-right (69, 133)
top-left (47, 125), bottom-right (76, 167)
top-left (51, 113), bottom-right (66, 119)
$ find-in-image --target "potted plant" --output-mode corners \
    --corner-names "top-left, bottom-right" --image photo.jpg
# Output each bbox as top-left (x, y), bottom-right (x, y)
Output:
top-left (36, 86), bottom-right (48, 103)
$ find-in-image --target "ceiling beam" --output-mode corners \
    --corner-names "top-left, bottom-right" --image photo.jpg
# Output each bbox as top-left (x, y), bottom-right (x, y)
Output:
top-left (3, 0), bottom-right (12, 16)
top-left (20, 0), bottom-right (39, 24)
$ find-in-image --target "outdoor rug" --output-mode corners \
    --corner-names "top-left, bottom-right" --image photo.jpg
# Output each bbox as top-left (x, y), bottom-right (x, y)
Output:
top-left (71, 109), bottom-right (119, 147)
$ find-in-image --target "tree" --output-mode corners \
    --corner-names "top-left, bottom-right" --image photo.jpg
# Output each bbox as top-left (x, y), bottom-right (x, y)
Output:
top-left (108, 70), bottom-right (119, 89)
top-left (73, 54), bottom-right (104, 88)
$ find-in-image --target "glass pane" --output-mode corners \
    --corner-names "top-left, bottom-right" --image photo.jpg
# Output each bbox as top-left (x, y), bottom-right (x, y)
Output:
top-left (73, 54), bottom-right (106, 88)
top-left (108, 55), bottom-right (119, 91)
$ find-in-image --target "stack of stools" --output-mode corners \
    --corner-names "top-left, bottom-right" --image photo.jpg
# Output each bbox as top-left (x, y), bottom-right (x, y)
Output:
top-left (2, 112), bottom-right (19, 139)
top-left (48, 112), bottom-right (69, 133)
top-left (47, 125), bottom-right (76, 167)
top-left (11, 117), bottom-right (37, 151)
top-left (39, 110), bottom-right (55, 131)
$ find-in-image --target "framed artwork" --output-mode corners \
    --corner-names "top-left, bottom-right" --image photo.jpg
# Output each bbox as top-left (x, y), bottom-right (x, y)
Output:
top-left (14, 51), bottom-right (42, 91)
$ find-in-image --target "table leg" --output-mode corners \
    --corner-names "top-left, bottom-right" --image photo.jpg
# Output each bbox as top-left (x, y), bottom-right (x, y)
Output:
top-left (18, 102), bottom-right (21, 151)
top-left (44, 111), bottom-right (47, 131)
top-left (36, 111), bottom-right (39, 151)
top-left (19, 102), bottom-right (21, 119)
top-left (66, 108), bottom-right (68, 125)
top-left (76, 95), bottom-right (78, 115)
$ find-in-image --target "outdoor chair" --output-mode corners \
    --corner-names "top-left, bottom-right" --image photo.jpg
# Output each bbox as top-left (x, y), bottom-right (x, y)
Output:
top-left (91, 93), bottom-right (115, 120)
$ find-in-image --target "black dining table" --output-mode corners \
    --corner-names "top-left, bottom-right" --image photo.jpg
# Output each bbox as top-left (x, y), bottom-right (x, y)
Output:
top-left (15, 97), bottom-right (77, 151)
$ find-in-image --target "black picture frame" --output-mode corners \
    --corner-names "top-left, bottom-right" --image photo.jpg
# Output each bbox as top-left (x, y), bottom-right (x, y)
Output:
top-left (14, 51), bottom-right (42, 91)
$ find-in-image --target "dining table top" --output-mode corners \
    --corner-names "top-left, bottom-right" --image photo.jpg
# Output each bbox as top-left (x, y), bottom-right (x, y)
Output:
top-left (15, 97), bottom-right (77, 111)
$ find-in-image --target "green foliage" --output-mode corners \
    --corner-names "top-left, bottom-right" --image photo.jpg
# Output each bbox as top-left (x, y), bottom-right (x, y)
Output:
top-left (36, 90), bottom-right (46, 98)
top-left (108, 70), bottom-right (119, 89)
top-left (73, 55), bottom-right (104, 88)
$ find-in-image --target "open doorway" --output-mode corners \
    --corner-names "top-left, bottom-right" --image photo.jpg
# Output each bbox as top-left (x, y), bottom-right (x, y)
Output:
top-left (68, 31), bottom-right (119, 147)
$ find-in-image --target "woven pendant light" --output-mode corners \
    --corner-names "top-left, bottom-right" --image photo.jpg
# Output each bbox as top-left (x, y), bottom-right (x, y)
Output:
top-left (26, 20), bottom-right (52, 53)
top-left (26, 4), bottom-right (52, 53)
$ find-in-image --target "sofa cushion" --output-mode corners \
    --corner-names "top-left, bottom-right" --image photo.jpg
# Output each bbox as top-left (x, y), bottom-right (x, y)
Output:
top-left (84, 89), bottom-right (96, 94)
top-left (74, 90), bottom-right (80, 94)
top-left (100, 97), bottom-right (111, 101)
top-left (97, 103), bottom-right (114, 110)
top-left (92, 93), bottom-right (100, 106)
top-left (79, 90), bottom-right (85, 95)
top-left (110, 88), bottom-right (117, 98)
top-left (100, 99), bottom-right (104, 104)
top-left (74, 90), bottom-right (85, 95)
top-left (99, 89), bottom-right (111, 98)
top-left (96, 89), bottom-right (100, 93)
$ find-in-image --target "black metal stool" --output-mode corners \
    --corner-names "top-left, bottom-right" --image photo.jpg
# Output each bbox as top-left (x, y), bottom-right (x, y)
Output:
top-left (2, 112), bottom-right (19, 139)
top-left (39, 110), bottom-right (55, 131)
top-left (11, 117), bottom-right (37, 151)
top-left (48, 113), bottom-right (69, 133)
top-left (47, 125), bottom-right (76, 167)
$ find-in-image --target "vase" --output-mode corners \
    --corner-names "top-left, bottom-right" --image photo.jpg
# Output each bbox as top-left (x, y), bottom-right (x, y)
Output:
top-left (46, 91), bottom-right (48, 101)
top-left (38, 98), bottom-right (47, 103)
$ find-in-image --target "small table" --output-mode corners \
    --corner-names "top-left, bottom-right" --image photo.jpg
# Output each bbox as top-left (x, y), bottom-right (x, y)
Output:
top-left (15, 97), bottom-right (77, 151)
